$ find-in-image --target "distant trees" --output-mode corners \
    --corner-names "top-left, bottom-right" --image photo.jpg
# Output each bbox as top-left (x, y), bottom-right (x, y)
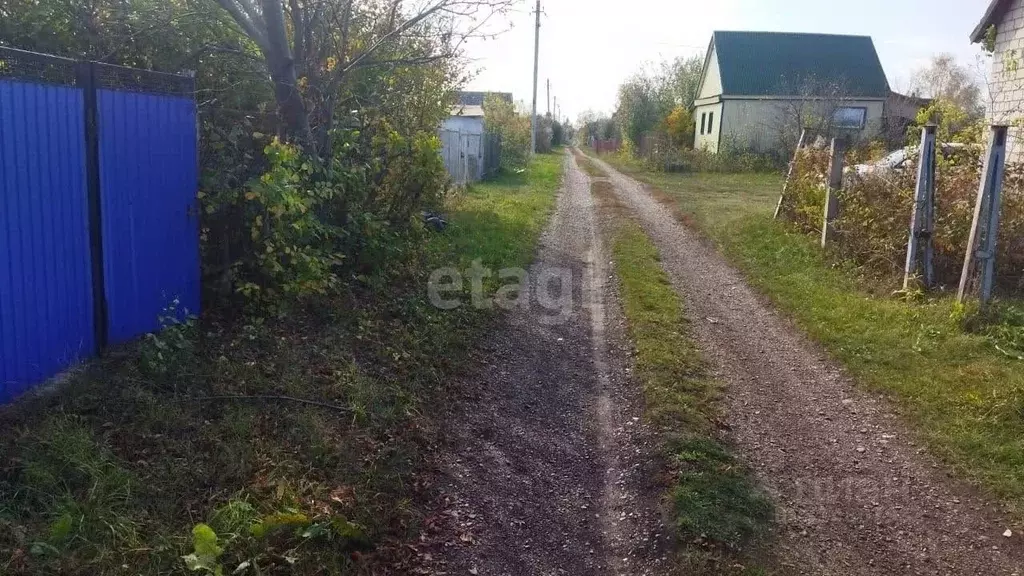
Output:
top-left (616, 73), bottom-right (670, 149)
top-left (575, 110), bottom-right (617, 146)
top-left (662, 54), bottom-right (704, 109)
top-left (663, 106), bottom-right (694, 148)
top-left (612, 54), bottom-right (704, 151)
top-left (910, 54), bottom-right (986, 120)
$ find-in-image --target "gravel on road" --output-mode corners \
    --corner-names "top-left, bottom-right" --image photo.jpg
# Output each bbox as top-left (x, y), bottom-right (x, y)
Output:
top-left (423, 153), bottom-right (675, 576)
top-left (587, 152), bottom-right (1024, 576)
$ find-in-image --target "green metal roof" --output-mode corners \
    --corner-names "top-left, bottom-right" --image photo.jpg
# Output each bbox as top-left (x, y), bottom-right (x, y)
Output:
top-left (713, 31), bottom-right (890, 98)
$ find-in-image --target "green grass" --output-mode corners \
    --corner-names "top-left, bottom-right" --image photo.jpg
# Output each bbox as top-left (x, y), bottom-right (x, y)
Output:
top-left (593, 181), bottom-right (770, 573)
top-left (600, 155), bottom-right (1024, 517)
top-left (0, 154), bottom-right (564, 575)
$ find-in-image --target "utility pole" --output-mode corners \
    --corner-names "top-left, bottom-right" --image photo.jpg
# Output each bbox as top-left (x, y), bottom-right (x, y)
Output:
top-left (546, 79), bottom-right (551, 116)
top-left (530, 0), bottom-right (540, 155)
top-left (553, 96), bottom-right (557, 121)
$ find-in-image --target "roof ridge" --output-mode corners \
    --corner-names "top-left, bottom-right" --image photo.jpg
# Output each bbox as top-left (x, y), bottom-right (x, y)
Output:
top-left (714, 30), bottom-right (872, 39)
top-left (711, 31), bottom-right (889, 98)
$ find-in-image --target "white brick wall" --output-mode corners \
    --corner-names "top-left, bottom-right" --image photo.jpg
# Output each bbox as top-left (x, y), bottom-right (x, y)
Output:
top-left (990, 0), bottom-right (1024, 159)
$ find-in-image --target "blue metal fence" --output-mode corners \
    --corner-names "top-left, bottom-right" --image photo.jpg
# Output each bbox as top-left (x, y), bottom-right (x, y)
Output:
top-left (98, 89), bottom-right (200, 344)
top-left (0, 48), bottom-right (198, 403)
top-left (0, 79), bottom-right (94, 400)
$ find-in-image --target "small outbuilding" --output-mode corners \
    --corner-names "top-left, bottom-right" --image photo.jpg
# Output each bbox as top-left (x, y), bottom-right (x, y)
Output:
top-left (439, 92), bottom-right (509, 184)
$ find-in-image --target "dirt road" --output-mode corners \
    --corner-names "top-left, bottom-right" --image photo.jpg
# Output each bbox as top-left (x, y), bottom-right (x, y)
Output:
top-left (586, 153), bottom-right (1024, 576)
top-left (425, 153), bottom-right (674, 576)
top-left (422, 151), bottom-right (1024, 576)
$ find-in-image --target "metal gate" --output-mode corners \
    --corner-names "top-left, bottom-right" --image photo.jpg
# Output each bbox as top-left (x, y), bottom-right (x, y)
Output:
top-left (0, 48), bottom-right (199, 402)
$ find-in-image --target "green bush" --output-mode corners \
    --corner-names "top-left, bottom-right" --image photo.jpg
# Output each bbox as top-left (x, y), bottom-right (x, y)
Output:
top-left (637, 136), bottom-right (783, 175)
top-left (484, 95), bottom-right (534, 170)
top-left (207, 122), bottom-right (448, 305)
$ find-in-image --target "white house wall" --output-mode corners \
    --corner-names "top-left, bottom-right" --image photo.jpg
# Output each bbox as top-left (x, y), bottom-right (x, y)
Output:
top-left (697, 44), bottom-right (723, 100)
top-left (694, 102), bottom-right (724, 152)
top-left (720, 99), bottom-right (885, 153)
top-left (989, 0), bottom-right (1024, 160)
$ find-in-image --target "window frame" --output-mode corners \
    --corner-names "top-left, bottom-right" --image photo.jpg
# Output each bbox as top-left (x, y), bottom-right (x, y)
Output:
top-left (831, 106), bottom-right (868, 130)
top-left (700, 112), bottom-right (706, 135)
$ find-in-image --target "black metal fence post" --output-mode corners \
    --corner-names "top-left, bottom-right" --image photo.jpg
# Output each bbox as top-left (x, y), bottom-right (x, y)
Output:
top-left (75, 61), bottom-right (108, 352)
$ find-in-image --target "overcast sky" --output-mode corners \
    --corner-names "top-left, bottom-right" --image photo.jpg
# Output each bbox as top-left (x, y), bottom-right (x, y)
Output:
top-left (461, 0), bottom-right (992, 121)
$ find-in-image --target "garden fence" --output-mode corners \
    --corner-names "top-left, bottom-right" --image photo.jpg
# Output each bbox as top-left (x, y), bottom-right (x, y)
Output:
top-left (0, 47), bottom-right (200, 403)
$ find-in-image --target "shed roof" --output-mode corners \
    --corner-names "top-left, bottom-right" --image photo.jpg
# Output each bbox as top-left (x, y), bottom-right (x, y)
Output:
top-left (457, 91), bottom-right (512, 106)
top-left (711, 31), bottom-right (890, 98)
top-left (971, 0), bottom-right (1009, 43)
top-left (451, 104), bottom-right (485, 118)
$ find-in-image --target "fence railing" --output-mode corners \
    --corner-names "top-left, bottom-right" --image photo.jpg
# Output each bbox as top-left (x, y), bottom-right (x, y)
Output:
top-left (0, 47), bottom-right (199, 403)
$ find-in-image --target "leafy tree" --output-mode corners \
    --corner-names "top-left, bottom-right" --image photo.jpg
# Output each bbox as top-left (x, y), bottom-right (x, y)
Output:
top-left (663, 105), bottom-right (694, 148)
top-left (1, 0), bottom-right (502, 302)
top-left (484, 94), bottom-right (531, 170)
top-left (662, 54), bottom-right (704, 109)
top-left (915, 98), bottom-right (985, 146)
top-left (209, 0), bottom-right (516, 150)
top-left (616, 72), bottom-right (671, 149)
top-left (911, 54), bottom-right (985, 120)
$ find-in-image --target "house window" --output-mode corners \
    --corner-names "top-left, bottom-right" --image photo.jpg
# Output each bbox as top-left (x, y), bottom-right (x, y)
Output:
top-left (708, 112), bottom-right (714, 134)
top-left (700, 113), bottom-right (707, 135)
top-left (832, 107), bottom-right (867, 130)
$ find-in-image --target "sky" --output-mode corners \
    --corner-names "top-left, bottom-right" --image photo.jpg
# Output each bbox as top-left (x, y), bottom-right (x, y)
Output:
top-left (460, 0), bottom-right (992, 122)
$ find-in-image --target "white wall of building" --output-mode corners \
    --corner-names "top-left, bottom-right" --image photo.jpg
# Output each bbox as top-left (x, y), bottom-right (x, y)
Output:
top-left (988, 0), bottom-right (1024, 160)
top-left (694, 103), bottom-right (724, 152)
top-left (719, 99), bottom-right (885, 153)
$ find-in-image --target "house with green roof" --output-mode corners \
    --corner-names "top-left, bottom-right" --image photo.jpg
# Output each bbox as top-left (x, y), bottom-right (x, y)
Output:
top-left (693, 31), bottom-right (890, 154)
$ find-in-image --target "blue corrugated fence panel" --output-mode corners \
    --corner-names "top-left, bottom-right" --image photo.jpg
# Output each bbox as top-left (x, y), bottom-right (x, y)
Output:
top-left (97, 89), bottom-right (199, 344)
top-left (0, 79), bottom-right (95, 402)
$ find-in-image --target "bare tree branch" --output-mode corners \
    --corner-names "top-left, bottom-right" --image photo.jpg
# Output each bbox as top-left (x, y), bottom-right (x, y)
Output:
top-left (215, 0), bottom-right (271, 53)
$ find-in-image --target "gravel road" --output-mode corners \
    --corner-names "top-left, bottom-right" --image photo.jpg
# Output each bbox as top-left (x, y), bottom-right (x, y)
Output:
top-left (586, 152), bottom-right (1024, 576)
top-left (424, 153), bottom-right (676, 576)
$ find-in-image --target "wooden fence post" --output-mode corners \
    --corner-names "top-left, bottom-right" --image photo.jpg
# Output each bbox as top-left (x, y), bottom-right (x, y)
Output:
top-left (903, 125), bottom-right (937, 290)
top-left (957, 125), bottom-right (1009, 307)
top-left (774, 128), bottom-right (807, 220)
top-left (820, 137), bottom-right (846, 247)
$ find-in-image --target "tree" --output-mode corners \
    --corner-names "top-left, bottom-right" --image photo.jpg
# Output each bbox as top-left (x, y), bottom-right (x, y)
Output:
top-left (211, 0), bottom-right (515, 150)
top-left (911, 54), bottom-right (985, 120)
top-left (663, 105), bottom-right (694, 148)
top-left (662, 54), bottom-right (704, 109)
top-left (615, 72), bottom-right (672, 149)
top-left (484, 94), bottom-right (531, 170)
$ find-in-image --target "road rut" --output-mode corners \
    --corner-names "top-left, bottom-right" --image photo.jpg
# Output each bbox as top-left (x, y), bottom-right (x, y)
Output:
top-left (425, 153), bottom-right (674, 576)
